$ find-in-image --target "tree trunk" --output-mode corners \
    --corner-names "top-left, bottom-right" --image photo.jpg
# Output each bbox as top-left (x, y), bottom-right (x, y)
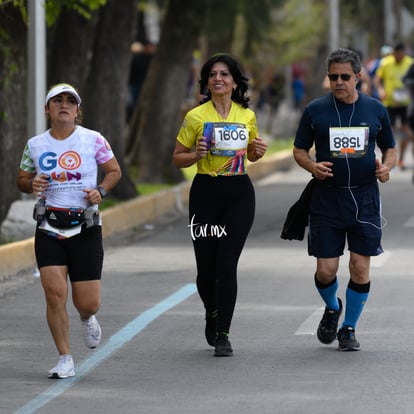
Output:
top-left (0, 5), bottom-right (27, 224)
top-left (47, 8), bottom-right (98, 92)
top-left (82, 0), bottom-right (138, 200)
top-left (127, 0), bottom-right (208, 184)
top-left (203, 1), bottom-right (236, 58)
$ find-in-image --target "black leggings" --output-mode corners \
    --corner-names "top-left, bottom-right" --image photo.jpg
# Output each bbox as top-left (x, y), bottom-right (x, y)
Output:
top-left (189, 174), bottom-right (255, 334)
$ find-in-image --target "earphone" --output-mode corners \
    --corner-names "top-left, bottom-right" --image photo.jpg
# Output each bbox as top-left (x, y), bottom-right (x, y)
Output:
top-left (344, 152), bottom-right (387, 230)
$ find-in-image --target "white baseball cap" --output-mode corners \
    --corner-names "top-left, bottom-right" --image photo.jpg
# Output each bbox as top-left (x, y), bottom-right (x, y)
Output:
top-left (45, 83), bottom-right (81, 105)
top-left (380, 45), bottom-right (393, 56)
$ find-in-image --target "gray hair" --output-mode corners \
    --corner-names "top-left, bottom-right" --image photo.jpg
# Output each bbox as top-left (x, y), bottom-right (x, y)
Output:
top-left (326, 48), bottom-right (361, 74)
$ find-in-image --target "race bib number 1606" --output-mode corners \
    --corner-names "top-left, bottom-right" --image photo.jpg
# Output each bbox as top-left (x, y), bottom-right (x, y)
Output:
top-left (203, 122), bottom-right (248, 156)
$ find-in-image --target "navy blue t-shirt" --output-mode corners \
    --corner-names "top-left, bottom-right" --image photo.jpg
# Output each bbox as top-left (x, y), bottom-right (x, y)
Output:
top-left (294, 92), bottom-right (395, 186)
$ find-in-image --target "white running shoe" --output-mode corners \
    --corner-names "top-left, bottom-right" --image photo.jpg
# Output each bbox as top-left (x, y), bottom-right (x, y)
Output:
top-left (48, 354), bottom-right (75, 379)
top-left (82, 315), bottom-right (102, 349)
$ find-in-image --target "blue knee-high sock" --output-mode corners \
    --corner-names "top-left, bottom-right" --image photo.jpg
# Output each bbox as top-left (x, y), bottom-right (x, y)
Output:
top-left (342, 280), bottom-right (370, 329)
top-left (314, 274), bottom-right (340, 311)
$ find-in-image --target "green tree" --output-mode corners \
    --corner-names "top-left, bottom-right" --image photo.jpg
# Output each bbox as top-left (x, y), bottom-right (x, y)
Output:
top-left (0, 0), bottom-right (137, 230)
top-left (126, 0), bottom-right (208, 183)
top-left (82, 0), bottom-right (138, 199)
top-left (0, 0), bottom-right (109, 227)
top-left (46, 0), bottom-right (138, 199)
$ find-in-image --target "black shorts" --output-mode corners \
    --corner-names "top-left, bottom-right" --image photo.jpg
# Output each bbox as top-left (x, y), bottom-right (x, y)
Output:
top-left (387, 106), bottom-right (408, 127)
top-left (35, 225), bottom-right (103, 282)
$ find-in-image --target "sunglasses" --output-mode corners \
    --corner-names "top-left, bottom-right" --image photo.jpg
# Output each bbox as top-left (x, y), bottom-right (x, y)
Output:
top-left (327, 73), bottom-right (353, 81)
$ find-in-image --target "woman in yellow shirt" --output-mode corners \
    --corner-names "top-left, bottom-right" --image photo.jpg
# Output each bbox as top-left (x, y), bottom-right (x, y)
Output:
top-left (173, 53), bottom-right (267, 356)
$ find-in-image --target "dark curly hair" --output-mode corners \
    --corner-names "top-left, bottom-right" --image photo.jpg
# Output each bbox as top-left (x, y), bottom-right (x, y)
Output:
top-left (199, 53), bottom-right (250, 108)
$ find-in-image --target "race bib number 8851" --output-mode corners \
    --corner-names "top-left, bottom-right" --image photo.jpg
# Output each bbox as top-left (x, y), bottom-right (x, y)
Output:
top-left (329, 126), bottom-right (368, 158)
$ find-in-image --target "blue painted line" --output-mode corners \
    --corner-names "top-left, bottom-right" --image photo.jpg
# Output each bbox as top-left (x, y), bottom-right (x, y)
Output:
top-left (14, 283), bottom-right (197, 414)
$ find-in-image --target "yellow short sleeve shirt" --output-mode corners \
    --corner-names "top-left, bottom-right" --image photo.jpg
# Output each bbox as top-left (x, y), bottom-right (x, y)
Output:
top-left (376, 55), bottom-right (414, 106)
top-left (177, 100), bottom-right (258, 176)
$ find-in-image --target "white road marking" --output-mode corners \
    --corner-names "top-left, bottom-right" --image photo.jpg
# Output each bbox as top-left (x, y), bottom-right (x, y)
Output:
top-left (295, 250), bottom-right (392, 336)
top-left (295, 307), bottom-right (324, 335)
top-left (371, 250), bottom-right (392, 268)
top-left (14, 284), bottom-right (197, 414)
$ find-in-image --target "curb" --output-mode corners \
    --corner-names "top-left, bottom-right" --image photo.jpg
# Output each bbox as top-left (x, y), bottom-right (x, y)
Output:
top-left (0, 150), bottom-right (293, 282)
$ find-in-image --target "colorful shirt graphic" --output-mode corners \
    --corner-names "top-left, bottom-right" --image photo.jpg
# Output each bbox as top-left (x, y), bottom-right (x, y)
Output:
top-left (20, 126), bottom-right (114, 209)
top-left (177, 100), bottom-right (258, 176)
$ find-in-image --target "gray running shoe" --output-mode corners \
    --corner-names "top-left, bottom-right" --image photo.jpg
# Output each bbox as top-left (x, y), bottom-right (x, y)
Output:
top-left (317, 298), bottom-right (343, 344)
top-left (337, 325), bottom-right (360, 351)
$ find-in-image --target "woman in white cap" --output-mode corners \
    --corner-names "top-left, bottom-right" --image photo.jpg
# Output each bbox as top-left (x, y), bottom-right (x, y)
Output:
top-left (16, 83), bottom-right (121, 379)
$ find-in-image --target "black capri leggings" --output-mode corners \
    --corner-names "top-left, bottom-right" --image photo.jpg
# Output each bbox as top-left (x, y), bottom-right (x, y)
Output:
top-left (189, 174), bottom-right (255, 334)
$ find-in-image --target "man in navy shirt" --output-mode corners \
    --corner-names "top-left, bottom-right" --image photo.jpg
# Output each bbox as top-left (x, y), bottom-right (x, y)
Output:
top-left (293, 48), bottom-right (397, 351)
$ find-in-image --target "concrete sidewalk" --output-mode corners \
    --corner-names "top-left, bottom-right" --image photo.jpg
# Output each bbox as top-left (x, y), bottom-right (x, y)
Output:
top-left (0, 150), bottom-right (293, 285)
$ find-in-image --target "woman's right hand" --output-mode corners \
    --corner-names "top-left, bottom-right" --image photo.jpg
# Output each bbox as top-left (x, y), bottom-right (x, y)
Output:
top-left (196, 136), bottom-right (209, 159)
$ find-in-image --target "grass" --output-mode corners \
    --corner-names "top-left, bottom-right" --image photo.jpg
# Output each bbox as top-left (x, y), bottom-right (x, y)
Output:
top-left (101, 183), bottom-right (173, 210)
top-left (137, 183), bottom-right (173, 194)
top-left (267, 137), bottom-right (294, 153)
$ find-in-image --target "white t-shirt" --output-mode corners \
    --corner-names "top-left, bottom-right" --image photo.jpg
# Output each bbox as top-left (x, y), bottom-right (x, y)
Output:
top-left (20, 125), bottom-right (114, 209)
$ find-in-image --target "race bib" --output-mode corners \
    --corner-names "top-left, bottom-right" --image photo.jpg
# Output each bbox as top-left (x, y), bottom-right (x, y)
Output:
top-left (392, 88), bottom-right (409, 103)
top-left (203, 122), bottom-right (248, 156)
top-left (329, 126), bottom-right (368, 158)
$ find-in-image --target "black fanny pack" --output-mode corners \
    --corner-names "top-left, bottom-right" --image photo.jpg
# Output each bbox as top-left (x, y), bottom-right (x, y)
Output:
top-left (45, 207), bottom-right (85, 229)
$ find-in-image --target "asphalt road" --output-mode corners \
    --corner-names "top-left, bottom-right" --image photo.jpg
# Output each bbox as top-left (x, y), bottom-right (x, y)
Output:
top-left (2, 161), bottom-right (414, 414)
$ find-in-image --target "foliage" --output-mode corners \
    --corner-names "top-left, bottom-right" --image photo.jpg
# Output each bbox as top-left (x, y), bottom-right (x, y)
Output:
top-left (0, 0), bottom-right (27, 22)
top-left (44, 0), bottom-right (107, 25)
top-left (241, 0), bottom-right (286, 56)
top-left (405, 0), bottom-right (414, 14)
top-left (198, 0), bottom-right (285, 60)
top-left (268, 0), bottom-right (325, 65)
top-left (0, 0), bottom-right (106, 25)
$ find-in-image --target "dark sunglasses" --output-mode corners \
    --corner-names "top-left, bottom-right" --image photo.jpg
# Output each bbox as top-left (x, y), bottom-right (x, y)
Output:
top-left (327, 73), bottom-right (353, 81)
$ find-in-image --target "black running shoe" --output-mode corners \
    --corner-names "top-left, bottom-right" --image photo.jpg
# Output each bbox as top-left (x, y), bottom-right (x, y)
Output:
top-left (317, 298), bottom-right (343, 344)
top-left (214, 333), bottom-right (233, 357)
top-left (337, 325), bottom-right (360, 351)
top-left (205, 312), bottom-right (217, 347)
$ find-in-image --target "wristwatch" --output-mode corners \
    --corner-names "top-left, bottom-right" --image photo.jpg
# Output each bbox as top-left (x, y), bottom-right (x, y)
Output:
top-left (97, 186), bottom-right (107, 198)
